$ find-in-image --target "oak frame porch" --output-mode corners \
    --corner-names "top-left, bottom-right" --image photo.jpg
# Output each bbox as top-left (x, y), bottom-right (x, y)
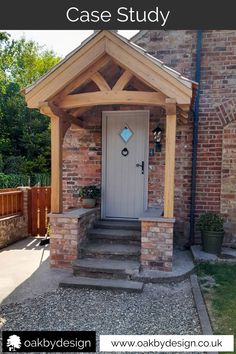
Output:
top-left (24, 30), bottom-right (194, 221)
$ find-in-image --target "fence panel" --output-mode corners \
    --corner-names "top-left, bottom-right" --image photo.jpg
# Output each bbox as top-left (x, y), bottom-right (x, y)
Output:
top-left (28, 187), bottom-right (51, 236)
top-left (0, 189), bottom-right (23, 218)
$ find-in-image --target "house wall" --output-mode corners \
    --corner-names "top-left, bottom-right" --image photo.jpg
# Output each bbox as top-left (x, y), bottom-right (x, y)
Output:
top-left (134, 30), bottom-right (236, 245)
top-left (62, 106), bottom-right (192, 244)
top-left (62, 30), bottom-right (236, 246)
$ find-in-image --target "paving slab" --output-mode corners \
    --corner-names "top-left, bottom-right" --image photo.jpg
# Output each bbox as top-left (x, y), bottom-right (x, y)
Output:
top-left (60, 276), bottom-right (144, 292)
top-left (191, 245), bottom-right (236, 264)
top-left (82, 242), bottom-right (140, 256)
top-left (0, 238), bottom-right (70, 305)
top-left (133, 249), bottom-right (195, 283)
top-left (73, 258), bottom-right (140, 273)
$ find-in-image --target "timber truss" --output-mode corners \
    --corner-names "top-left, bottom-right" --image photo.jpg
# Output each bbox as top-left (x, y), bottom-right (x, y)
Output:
top-left (24, 30), bottom-right (195, 216)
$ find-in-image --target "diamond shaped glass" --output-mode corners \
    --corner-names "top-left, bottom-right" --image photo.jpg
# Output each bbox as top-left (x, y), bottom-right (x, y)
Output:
top-left (119, 125), bottom-right (134, 143)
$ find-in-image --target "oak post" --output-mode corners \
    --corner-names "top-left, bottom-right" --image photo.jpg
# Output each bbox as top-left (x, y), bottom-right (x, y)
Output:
top-left (40, 103), bottom-right (63, 213)
top-left (164, 98), bottom-right (177, 218)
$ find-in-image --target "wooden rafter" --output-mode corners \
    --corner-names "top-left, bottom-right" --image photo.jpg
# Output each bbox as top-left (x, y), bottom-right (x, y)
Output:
top-left (59, 91), bottom-right (166, 109)
top-left (54, 55), bottom-right (111, 102)
top-left (105, 37), bottom-right (191, 105)
top-left (70, 107), bottom-right (91, 118)
top-left (40, 102), bottom-right (84, 128)
top-left (26, 37), bottom-right (107, 108)
top-left (91, 72), bottom-right (111, 91)
top-left (179, 110), bottom-right (189, 124)
top-left (24, 31), bottom-right (193, 109)
top-left (112, 70), bottom-right (133, 91)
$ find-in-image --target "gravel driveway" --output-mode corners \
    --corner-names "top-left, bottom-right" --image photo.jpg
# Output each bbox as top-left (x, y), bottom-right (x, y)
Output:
top-left (0, 280), bottom-right (201, 353)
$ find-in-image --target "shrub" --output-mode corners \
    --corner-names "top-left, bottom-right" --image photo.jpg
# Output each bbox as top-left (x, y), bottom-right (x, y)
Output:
top-left (77, 185), bottom-right (100, 199)
top-left (0, 173), bottom-right (50, 188)
top-left (197, 212), bottom-right (224, 232)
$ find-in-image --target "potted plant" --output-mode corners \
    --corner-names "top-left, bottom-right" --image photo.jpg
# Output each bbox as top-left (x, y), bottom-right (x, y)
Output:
top-left (77, 185), bottom-right (100, 209)
top-left (197, 212), bottom-right (224, 255)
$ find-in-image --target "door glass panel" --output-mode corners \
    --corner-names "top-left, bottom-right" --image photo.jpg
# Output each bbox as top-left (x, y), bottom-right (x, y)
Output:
top-left (119, 125), bottom-right (134, 143)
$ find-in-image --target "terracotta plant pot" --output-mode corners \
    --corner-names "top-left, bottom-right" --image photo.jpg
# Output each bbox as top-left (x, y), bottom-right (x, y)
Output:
top-left (82, 198), bottom-right (96, 209)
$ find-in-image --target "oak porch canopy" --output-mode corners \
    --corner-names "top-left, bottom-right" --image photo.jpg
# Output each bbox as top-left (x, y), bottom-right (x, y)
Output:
top-left (23, 30), bottom-right (195, 218)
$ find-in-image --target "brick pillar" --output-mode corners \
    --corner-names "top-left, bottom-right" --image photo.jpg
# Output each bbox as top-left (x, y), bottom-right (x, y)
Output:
top-left (17, 186), bottom-right (30, 236)
top-left (49, 208), bottom-right (100, 268)
top-left (140, 218), bottom-right (175, 272)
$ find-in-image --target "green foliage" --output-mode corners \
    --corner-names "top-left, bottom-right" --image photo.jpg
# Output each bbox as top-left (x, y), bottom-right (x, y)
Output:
top-left (31, 173), bottom-right (50, 186)
top-left (0, 173), bottom-right (29, 188)
top-left (0, 173), bottom-right (50, 188)
top-left (197, 212), bottom-right (224, 232)
top-left (0, 32), bottom-right (61, 177)
top-left (198, 264), bottom-right (236, 353)
top-left (77, 185), bottom-right (101, 199)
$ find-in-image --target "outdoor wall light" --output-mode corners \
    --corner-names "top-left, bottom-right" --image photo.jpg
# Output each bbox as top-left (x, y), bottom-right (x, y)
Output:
top-left (152, 126), bottom-right (162, 152)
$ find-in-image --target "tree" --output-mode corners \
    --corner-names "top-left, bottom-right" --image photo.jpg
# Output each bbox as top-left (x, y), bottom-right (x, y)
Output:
top-left (0, 32), bottom-right (61, 176)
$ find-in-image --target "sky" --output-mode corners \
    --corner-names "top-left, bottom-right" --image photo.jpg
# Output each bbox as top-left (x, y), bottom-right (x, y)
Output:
top-left (6, 30), bottom-right (139, 58)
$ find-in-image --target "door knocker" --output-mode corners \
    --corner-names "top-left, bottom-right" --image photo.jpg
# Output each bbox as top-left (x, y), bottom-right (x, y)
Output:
top-left (121, 147), bottom-right (129, 157)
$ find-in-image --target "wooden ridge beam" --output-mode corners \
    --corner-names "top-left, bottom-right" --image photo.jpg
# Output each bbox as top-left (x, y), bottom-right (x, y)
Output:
top-left (59, 91), bottom-right (166, 109)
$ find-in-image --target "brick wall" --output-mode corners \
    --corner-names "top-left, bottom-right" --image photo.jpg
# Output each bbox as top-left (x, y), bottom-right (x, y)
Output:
top-left (63, 109), bottom-right (102, 210)
top-left (140, 219), bottom-right (174, 271)
top-left (61, 30), bottom-right (236, 245)
top-left (49, 209), bottom-right (100, 268)
top-left (134, 30), bottom-right (236, 243)
top-left (221, 122), bottom-right (236, 219)
top-left (0, 188), bottom-right (29, 249)
top-left (62, 106), bottom-right (192, 228)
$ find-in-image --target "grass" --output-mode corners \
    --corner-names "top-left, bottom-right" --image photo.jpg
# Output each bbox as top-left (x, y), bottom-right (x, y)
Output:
top-left (197, 264), bottom-right (236, 354)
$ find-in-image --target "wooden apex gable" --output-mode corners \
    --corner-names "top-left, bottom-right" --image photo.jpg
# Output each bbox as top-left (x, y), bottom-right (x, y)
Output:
top-left (24, 30), bottom-right (195, 112)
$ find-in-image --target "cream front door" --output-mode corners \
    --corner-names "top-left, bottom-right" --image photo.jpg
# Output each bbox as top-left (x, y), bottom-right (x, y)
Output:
top-left (102, 110), bottom-right (149, 219)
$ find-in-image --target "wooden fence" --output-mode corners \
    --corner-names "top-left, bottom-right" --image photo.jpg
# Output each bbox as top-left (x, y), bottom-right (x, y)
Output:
top-left (0, 189), bottom-right (23, 218)
top-left (28, 187), bottom-right (51, 236)
top-left (0, 187), bottom-right (51, 236)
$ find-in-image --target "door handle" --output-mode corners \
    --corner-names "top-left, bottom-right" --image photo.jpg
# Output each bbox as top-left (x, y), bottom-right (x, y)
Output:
top-left (136, 161), bottom-right (144, 174)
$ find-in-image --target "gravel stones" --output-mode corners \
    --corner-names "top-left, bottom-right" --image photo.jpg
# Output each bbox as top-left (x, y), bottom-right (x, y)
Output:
top-left (0, 280), bottom-right (201, 353)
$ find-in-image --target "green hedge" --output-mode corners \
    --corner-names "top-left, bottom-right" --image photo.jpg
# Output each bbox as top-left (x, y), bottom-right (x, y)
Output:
top-left (0, 173), bottom-right (50, 188)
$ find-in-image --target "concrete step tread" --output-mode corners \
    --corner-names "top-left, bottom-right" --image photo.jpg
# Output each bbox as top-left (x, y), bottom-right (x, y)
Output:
top-left (94, 220), bottom-right (140, 230)
top-left (60, 276), bottom-right (144, 292)
top-left (88, 228), bottom-right (141, 238)
top-left (82, 243), bottom-right (140, 255)
top-left (73, 258), bottom-right (140, 273)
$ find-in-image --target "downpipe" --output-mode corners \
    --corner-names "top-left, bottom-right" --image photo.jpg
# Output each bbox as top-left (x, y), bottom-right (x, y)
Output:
top-left (186, 30), bottom-right (203, 248)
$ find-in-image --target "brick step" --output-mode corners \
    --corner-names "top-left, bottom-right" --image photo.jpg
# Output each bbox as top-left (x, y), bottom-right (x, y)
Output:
top-left (94, 220), bottom-right (141, 231)
top-left (60, 276), bottom-right (144, 292)
top-left (80, 242), bottom-right (141, 261)
top-left (88, 228), bottom-right (141, 244)
top-left (73, 258), bottom-right (140, 279)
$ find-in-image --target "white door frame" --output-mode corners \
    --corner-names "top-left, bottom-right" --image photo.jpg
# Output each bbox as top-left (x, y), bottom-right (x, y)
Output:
top-left (101, 110), bottom-right (149, 219)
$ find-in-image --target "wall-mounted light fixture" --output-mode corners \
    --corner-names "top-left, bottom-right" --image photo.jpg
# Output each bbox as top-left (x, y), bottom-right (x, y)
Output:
top-left (152, 126), bottom-right (162, 152)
